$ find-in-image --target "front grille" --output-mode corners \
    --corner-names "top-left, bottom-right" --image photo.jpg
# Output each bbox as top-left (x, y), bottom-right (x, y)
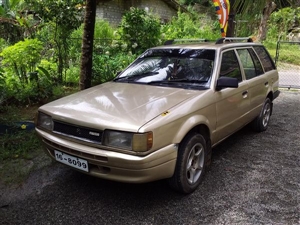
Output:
top-left (53, 121), bottom-right (103, 143)
top-left (43, 138), bottom-right (108, 163)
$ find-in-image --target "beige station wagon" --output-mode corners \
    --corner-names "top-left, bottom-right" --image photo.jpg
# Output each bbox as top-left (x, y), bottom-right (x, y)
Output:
top-left (35, 37), bottom-right (280, 194)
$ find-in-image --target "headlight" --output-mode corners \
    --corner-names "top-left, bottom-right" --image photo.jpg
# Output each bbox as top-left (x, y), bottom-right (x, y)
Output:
top-left (103, 130), bottom-right (153, 152)
top-left (36, 112), bottom-right (53, 131)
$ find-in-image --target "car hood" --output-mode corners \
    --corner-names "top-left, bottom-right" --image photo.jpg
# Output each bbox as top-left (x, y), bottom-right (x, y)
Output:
top-left (39, 82), bottom-right (203, 132)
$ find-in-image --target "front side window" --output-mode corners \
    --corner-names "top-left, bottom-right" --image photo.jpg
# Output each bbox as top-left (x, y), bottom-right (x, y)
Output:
top-left (114, 49), bottom-right (216, 89)
top-left (220, 50), bottom-right (242, 82)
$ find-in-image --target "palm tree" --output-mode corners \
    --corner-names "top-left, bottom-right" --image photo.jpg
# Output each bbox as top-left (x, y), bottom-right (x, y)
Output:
top-left (79, 0), bottom-right (97, 90)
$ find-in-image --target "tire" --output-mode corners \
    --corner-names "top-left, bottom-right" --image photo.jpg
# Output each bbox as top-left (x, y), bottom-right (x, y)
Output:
top-left (252, 98), bottom-right (272, 132)
top-left (168, 133), bottom-right (207, 194)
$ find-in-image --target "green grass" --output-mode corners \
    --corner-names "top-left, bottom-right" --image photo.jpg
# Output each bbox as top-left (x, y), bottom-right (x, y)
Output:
top-left (0, 105), bottom-right (45, 185)
top-left (0, 104), bottom-right (40, 159)
top-left (264, 41), bottom-right (300, 65)
top-left (0, 131), bottom-right (41, 160)
top-left (0, 86), bottom-right (78, 186)
top-left (0, 130), bottom-right (47, 185)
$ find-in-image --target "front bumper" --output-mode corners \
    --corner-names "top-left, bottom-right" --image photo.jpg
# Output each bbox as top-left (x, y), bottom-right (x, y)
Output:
top-left (36, 128), bottom-right (178, 183)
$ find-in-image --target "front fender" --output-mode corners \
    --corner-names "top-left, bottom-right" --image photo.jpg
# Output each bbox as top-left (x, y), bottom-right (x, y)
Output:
top-left (172, 114), bottom-right (211, 144)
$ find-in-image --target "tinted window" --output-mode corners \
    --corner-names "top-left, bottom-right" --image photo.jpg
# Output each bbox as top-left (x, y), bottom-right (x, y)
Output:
top-left (140, 49), bottom-right (215, 60)
top-left (220, 50), bottom-right (242, 82)
top-left (253, 46), bottom-right (276, 72)
top-left (248, 48), bottom-right (264, 76)
top-left (237, 48), bottom-right (264, 80)
top-left (115, 49), bottom-right (216, 89)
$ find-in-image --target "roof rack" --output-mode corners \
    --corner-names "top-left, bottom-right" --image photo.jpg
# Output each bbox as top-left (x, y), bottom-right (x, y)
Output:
top-left (164, 39), bottom-right (209, 45)
top-left (215, 37), bottom-right (253, 44)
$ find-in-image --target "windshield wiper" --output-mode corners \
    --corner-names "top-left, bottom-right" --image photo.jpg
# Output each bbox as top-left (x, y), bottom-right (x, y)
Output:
top-left (168, 78), bottom-right (208, 83)
top-left (113, 76), bottom-right (129, 82)
top-left (113, 72), bottom-right (159, 82)
top-left (147, 79), bottom-right (208, 85)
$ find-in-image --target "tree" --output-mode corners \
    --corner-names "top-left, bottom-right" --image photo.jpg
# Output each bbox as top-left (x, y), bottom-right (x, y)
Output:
top-left (184, 0), bottom-right (300, 38)
top-left (79, 0), bottom-right (96, 90)
top-left (24, 0), bottom-right (84, 82)
top-left (229, 0), bottom-right (298, 41)
top-left (0, 0), bottom-right (28, 43)
top-left (257, 1), bottom-right (277, 40)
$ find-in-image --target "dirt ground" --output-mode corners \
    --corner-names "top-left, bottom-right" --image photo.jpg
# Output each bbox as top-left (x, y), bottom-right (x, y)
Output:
top-left (0, 90), bottom-right (299, 225)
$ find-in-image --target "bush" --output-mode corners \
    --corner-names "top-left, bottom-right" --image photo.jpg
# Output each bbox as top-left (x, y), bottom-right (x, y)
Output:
top-left (69, 19), bottom-right (116, 61)
top-left (69, 18), bottom-right (137, 85)
top-left (65, 65), bottom-right (80, 84)
top-left (119, 7), bottom-right (161, 54)
top-left (0, 39), bottom-right (44, 85)
top-left (92, 52), bottom-right (136, 84)
top-left (0, 40), bottom-right (57, 105)
top-left (0, 68), bottom-right (6, 105)
top-left (161, 11), bottom-right (220, 40)
top-left (0, 38), bottom-right (8, 52)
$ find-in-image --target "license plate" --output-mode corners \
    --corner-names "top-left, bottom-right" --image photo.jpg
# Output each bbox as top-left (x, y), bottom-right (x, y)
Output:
top-left (54, 150), bottom-right (89, 172)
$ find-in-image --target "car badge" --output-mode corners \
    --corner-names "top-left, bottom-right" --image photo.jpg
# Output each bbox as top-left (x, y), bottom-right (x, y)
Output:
top-left (89, 131), bottom-right (100, 137)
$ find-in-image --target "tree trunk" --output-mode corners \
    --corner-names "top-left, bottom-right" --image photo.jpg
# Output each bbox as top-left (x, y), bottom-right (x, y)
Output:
top-left (226, 11), bottom-right (236, 37)
top-left (79, 0), bottom-right (96, 90)
top-left (226, 0), bottom-right (236, 37)
top-left (257, 0), bottom-right (277, 42)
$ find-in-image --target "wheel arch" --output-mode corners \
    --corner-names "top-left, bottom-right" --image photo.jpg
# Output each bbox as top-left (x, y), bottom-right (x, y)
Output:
top-left (168, 123), bottom-right (212, 193)
top-left (187, 124), bottom-right (210, 143)
top-left (267, 91), bottom-right (273, 101)
top-left (266, 91), bottom-right (274, 115)
top-left (178, 123), bottom-right (212, 167)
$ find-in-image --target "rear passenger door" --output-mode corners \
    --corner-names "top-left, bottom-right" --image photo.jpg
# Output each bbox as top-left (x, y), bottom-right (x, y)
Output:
top-left (236, 48), bottom-right (266, 118)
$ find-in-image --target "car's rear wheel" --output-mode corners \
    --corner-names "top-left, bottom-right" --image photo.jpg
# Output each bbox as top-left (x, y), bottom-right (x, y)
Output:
top-left (252, 98), bottom-right (272, 132)
top-left (168, 133), bottom-right (207, 194)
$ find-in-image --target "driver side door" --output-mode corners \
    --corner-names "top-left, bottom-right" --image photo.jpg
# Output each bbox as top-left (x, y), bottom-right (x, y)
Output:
top-left (214, 49), bottom-right (250, 142)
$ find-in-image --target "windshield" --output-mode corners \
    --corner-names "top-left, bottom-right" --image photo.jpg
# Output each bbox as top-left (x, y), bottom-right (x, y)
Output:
top-left (115, 48), bottom-right (215, 89)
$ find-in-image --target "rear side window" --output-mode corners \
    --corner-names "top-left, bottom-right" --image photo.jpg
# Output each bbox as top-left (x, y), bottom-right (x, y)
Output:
top-left (253, 46), bottom-right (276, 72)
top-left (237, 48), bottom-right (264, 80)
top-left (220, 50), bottom-right (242, 82)
top-left (248, 48), bottom-right (264, 76)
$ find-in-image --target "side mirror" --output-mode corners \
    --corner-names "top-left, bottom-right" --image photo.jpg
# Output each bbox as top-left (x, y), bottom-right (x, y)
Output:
top-left (216, 77), bottom-right (239, 91)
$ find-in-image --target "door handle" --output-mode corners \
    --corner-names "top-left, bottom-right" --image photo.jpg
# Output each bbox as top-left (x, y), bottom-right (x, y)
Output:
top-left (242, 91), bottom-right (248, 98)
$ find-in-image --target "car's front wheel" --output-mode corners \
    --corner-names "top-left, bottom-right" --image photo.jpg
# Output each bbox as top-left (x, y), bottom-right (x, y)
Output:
top-left (168, 133), bottom-right (207, 194)
top-left (252, 98), bottom-right (272, 132)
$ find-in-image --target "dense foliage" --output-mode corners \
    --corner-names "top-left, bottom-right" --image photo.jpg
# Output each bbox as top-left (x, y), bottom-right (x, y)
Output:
top-left (24, 0), bottom-right (85, 82)
top-left (161, 11), bottom-right (220, 40)
top-left (0, 38), bottom-right (52, 104)
top-left (0, 2), bottom-right (299, 106)
top-left (0, 0), bottom-right (27, 43)
top-left (268, 7), bottom-right (300, 41)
